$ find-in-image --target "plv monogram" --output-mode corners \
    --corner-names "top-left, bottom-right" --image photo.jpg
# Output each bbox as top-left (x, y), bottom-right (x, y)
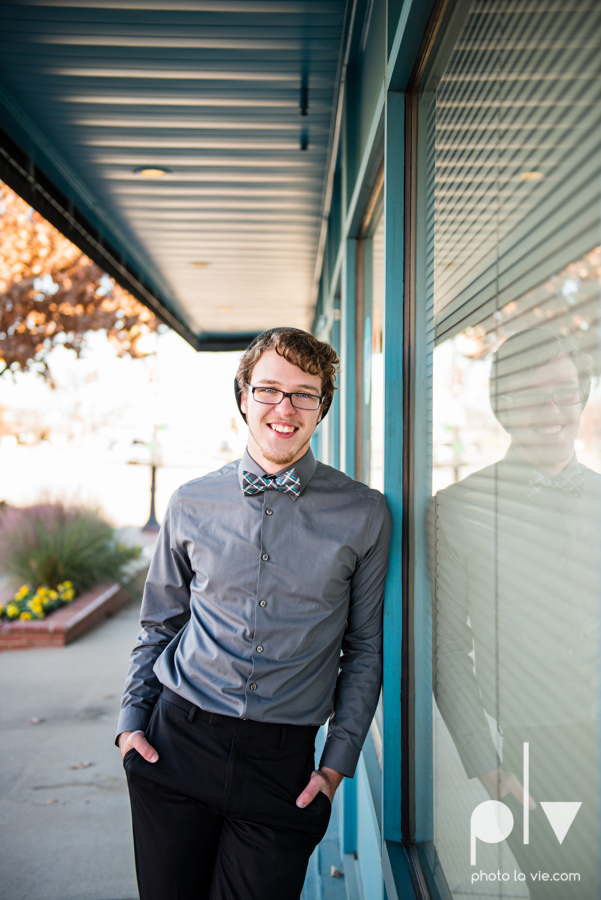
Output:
top-left (470, 743), bottom-right (582, 865)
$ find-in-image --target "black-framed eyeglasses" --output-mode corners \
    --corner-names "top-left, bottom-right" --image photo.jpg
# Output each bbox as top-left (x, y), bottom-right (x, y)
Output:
top-left (501, 388), bottom-right (584, 412)
top-left (246, 384), bottom-right (323, 411)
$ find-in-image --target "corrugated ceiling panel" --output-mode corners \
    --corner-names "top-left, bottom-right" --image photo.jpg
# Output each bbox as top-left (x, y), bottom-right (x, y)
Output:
top-left (0, 0), bottom-right (345, 334)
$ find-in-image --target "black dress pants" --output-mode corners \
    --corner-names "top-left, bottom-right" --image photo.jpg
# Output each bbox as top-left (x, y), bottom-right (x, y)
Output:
top-left (123, 688), bottom-right (332, 900)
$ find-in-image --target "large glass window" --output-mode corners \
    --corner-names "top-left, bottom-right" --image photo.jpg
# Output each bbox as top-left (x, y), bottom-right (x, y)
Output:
top-left (423, 3), bottom-right (601, 897)
top-left (358, 210), bottom-right (385, 754)
top-left (358, 210), bottom-right (385, 491)
top-left (370, 214), bottom-right (385, 747)
top-left (370, 215), bottom-right (384, 492)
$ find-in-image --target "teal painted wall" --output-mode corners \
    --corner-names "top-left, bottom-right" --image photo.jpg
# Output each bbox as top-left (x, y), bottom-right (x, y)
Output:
top-left (312, 1), bottom-right (442, 898)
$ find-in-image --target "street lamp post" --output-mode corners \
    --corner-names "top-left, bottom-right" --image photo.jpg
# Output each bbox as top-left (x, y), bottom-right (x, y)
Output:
top-left (131, 424), bottom-right (164, 532)
top-left (143, 460), bottom-right (160, 532)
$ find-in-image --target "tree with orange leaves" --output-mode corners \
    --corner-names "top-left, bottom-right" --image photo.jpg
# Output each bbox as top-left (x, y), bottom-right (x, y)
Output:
top-left (0, 182), bottom-right (160, 380)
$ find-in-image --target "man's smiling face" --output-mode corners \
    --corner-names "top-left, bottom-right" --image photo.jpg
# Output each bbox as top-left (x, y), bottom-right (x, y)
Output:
top-left (501, 353), bottom-right (583, 474)
top-left (241, 349), bottom-right (323, 472)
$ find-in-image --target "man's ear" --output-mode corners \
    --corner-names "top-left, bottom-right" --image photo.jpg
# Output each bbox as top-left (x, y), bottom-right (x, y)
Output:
top-left (240, 388), bottom-right (247, 414)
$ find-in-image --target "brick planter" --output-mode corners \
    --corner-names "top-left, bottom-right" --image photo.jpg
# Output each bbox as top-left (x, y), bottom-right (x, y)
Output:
top-left (0, 581), bottom-right (130, 650)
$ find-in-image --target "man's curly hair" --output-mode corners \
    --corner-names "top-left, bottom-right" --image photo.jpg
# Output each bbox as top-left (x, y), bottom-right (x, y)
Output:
top-left (236, 327), bottom-right (339, 422)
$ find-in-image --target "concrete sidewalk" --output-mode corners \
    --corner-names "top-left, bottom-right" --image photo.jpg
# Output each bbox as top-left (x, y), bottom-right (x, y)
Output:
top-left (0, 530), bottom-right (347, 900)
top-left (0, 577), bottom-right (145, 900)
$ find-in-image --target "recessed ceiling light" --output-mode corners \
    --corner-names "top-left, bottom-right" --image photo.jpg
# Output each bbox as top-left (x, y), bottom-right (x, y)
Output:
top-left (219, 306), bottom-right (232, 314)
top-left (192, 261), bottom-right (210, 268)
top-left (133, 166), bottom-right (171, 178)
top-left (519, 171), bottom-right (544, 181)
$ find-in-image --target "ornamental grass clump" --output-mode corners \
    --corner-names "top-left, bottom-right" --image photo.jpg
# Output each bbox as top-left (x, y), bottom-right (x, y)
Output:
top-left (0, 502), bottom-right (140, 621)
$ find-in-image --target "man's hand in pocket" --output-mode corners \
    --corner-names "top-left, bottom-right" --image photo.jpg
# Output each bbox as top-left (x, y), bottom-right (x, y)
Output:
top-left (118, 730), bottom-right (159, 763)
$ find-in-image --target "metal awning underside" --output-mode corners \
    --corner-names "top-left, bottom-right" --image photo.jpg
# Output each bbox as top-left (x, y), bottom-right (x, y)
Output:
top-left (0, 0), bottom-right (346, 349)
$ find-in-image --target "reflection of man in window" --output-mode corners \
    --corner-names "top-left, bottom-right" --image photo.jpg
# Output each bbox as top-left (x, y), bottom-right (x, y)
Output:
top-left (434, 327), bottom-right (598, 897)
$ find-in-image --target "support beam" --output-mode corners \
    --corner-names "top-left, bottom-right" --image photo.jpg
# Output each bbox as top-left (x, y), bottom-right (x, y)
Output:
top-left (382, 89), bottom-right (405, 845)
top-left (411, 91), bottom-right (434, 845)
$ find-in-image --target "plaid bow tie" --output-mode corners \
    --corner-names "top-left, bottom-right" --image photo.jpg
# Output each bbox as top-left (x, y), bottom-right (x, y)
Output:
top-left (527, 470), bottom-right (585, 499)
top-left (242, 468), bottom-right (301, 499)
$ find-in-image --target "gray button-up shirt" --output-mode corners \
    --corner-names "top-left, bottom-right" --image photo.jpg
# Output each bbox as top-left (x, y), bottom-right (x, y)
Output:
top-left (433, 449), bottom-right (600, 778)
top-left (117, 447), bottom-right (391, 777)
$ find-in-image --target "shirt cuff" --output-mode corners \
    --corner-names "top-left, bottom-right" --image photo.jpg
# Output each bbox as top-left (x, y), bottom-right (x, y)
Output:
top-left (115, 707), bottom-right (153, 747)
top-left (319, 735), bottom-right (361, 778)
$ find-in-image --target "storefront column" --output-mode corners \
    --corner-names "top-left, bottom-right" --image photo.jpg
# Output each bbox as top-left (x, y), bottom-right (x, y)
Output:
top-left (382, 87), bottom-right (405, 846)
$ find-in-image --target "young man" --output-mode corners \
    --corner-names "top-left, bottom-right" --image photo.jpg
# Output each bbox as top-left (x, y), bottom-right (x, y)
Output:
top-left (434, 327), bottom-right (598, 897)
top-left (117, 327), bottom-right (391, 900)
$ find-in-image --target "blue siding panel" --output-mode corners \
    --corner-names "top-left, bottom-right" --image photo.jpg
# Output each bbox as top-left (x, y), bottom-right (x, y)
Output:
top-left (357, 758), bottom-right (384, 900)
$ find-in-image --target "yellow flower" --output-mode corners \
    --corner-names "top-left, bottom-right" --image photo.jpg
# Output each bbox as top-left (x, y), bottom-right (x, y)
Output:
top-left (6, 603), bottom-right (19, 618)
top-left (48, 590), bottom-right (58, 601)
top-left (19, 611), bottom-right (32, 621)
top-left (0, 604), bottom-right (4, 615)
top-left (14, 585), bottom-right (30, 601)
top-left (64, 589), bottom-right (75, 601)
top-left (28, 599), bottom-right (44, 614)
top-left (63, 581), bottom-right (73, 589)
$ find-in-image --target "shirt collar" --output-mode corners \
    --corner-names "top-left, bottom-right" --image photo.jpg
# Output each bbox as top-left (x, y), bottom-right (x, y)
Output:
top-left (238, 446), bottom-right (317, 498)
top-left (503, 446), bottom-right (583, 481)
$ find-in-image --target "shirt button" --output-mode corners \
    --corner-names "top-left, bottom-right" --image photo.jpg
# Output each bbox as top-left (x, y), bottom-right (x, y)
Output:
top-left (563, 602), bottom-right (570, 609)
top-left (567, 648), bottom-right (573, 655)
top-left (265, 509), bottom-right (273, 516)
top-left (261, 553), bottom-right (269, 561)
top-left (259, 600), bottom-right (267, 607)
top-left (250, 683), bottom-right (257, 690)
top-left (554, 511), bottom-right (561, 517)
top-left (560, 556), bottom-right (567, 563)
top-left (257, 646), bottom-right (264, 653)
